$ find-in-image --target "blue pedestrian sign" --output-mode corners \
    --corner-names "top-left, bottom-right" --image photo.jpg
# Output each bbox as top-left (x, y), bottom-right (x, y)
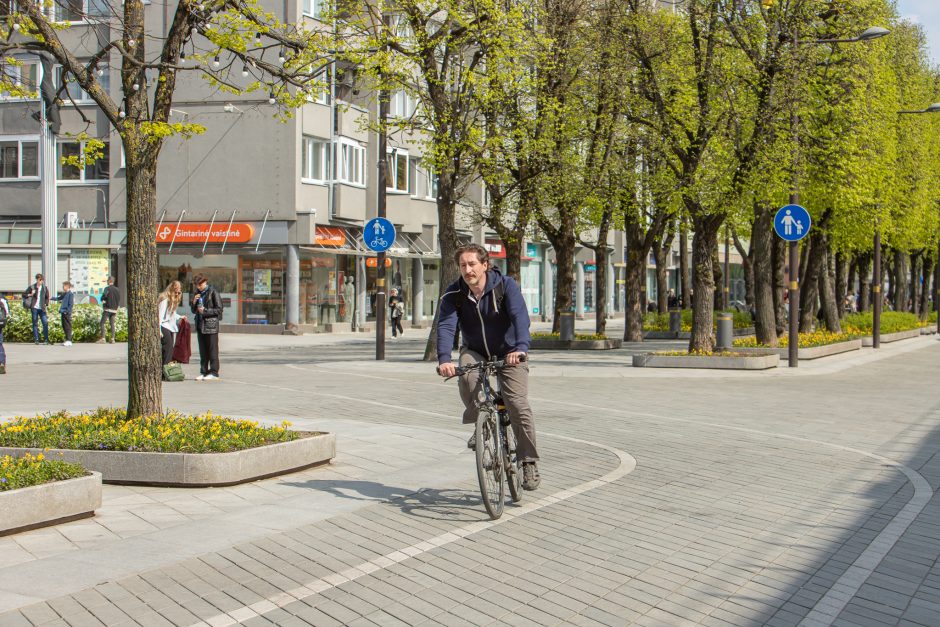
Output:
top-left (364, 217), bottom-right (396, 252)
top-left (774, 205), bottom-right (812, 242)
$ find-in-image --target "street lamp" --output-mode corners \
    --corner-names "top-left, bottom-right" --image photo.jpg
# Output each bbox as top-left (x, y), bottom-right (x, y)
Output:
top-left (784, 25), bottom-right (890, 367)
top-left (897, 103), bottom-right (940, 336)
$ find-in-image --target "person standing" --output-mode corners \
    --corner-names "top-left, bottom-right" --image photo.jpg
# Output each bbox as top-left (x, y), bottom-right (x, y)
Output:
top-left (24, 273), bottom-right (50, 345)
top-left (57, 281), bottom-right (74, 346)
top-left (388, 288), bottom-right (405, 338)
top-left (191, 275), bottom-right (223, 380)
top-left (159, 280), bottom-right (183, 371)
top-left (98, 276), bottom-right (121, 343)
top-left (0, 296), bottom-right (9, 374)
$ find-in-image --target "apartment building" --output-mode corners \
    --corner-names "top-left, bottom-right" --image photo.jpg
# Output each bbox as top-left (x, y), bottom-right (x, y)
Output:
top-left (0, 1), bottom-right (644, 330)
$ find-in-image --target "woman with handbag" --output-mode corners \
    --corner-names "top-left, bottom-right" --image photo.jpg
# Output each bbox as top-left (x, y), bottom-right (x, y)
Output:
top-left (158, 281), bottom-right (183, 379)
top-left (191, 275), bottom-right (223, 381)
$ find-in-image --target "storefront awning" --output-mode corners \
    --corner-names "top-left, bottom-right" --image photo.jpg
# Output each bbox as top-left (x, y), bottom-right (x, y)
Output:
top-left (301, 226), bottom-right (440, 259)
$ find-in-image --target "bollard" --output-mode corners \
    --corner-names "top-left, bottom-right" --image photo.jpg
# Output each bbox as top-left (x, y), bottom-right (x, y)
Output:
top-left (716, 313), bottom-right (733, 351)
top-left (559, 312), bottom-right (575, 341)
top-left (668, 309), bottom-right (682, 337)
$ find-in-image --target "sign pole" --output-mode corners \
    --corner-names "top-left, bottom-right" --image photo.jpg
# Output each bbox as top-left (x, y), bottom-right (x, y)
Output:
top-left (773, 201), bottom-right (811, 368)
top-left (788, 239), bottom-right (799, 367)
top-left (873, 229), bottom-right (881, 348)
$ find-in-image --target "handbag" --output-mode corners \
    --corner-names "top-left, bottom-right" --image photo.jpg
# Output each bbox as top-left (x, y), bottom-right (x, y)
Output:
top-left (162, 362), bottom-right (185, 382)
top-left (201, 316), bottom-right (219, 333)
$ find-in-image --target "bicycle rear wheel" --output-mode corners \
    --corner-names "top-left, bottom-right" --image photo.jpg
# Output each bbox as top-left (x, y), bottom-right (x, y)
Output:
top-left (476, 409), bottom-right (505, 519)
top-left (503, 417), bottom-right (523, 503)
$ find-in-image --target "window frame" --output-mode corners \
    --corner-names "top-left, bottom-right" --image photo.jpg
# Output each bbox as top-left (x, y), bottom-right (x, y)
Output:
top-left (386, 148), bottom-right (410, 194)
top-left (53, 0), bottom-right (111, 24)
top-left (301, 135), bottom-right (330, 184)
top-left (54, 63), bottom-right (109, 105)
top-left (335, 137), bottom-right (365, 187)
top-left (0, 135), bottom-right (40, 181)
top-left (56, 139), bottom-right (110, 185)
top-left (389, 89), bottom-right (416, 118)
top-left (302, 0), bottom-right (327, 20)
top-left (0, 57), bottom-right (40, 102)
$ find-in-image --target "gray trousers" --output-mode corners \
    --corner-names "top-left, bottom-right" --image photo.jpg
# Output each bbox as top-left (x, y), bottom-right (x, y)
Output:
top-left (458, 349), bottom-right (539, 462)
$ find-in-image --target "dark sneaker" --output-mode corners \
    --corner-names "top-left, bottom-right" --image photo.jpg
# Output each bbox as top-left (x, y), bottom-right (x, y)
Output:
top-left (522, 462), bottom-right (540, 491)
top-left (467, 433), bottom-right (476, 450)
top-left (0, 364), bottom-right (5, 374)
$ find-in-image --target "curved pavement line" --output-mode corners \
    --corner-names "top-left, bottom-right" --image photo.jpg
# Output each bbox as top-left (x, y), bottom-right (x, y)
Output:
top-left (539, 397), bottom-right (934, 627)
top-left (192, 378), bottom-right (636, 627)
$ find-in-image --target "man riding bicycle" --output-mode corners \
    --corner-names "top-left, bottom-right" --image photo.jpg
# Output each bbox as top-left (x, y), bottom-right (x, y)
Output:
top-left (437, 243), bottom-right (540, 491)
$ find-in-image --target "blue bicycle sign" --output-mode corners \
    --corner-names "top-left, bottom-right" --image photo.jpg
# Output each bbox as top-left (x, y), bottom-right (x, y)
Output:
top-left (774, 205), bottom-right (811, 242)
top-left (364, 218), bottom-right (396, 253)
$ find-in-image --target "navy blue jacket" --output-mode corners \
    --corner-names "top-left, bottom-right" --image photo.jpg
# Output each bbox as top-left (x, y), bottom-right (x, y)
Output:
top-left (437, 268), bottom-right (531, 364)
top-left (56, 291), bottom-right (74, 315)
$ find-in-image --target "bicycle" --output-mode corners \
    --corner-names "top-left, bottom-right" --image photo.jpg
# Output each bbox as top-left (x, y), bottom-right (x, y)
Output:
top-left (449, 357), bottom-right (525, 519)
top-left (370, 237), bottom-right (388, 249)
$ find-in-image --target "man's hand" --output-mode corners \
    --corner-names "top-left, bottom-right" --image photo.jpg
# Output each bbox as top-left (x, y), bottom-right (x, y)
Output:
top-left (438, 362), bottom-right (457, 378)
top-left (505, 351), bottom-right (527, 365)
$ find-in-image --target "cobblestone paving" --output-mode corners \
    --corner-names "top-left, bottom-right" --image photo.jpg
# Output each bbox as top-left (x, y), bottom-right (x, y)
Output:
top-left (1, 330), bottom-right (939, 626)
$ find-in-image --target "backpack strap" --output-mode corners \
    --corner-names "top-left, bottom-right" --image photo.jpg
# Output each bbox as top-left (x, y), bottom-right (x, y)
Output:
top-left (454, 277), bottom-right (506, 317)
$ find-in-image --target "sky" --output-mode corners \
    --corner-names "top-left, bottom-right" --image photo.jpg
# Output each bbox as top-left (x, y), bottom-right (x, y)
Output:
top-left (897, 0), bottom-right (940, 65)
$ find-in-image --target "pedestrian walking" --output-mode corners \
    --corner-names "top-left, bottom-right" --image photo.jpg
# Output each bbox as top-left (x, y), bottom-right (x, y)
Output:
top-left (98, 276), bottom-right (121, 343)
top-left (56, 281), bottom-right (75, 346)
top-left (389, 288), bottom-right (405, 337)
top-left (159, 280), bottom-right (183, 371)
top-left (191, 275), bottom-right (223, 380)
top-left (0, 296), bottom-right (9, 374)
top-left (24, 273), bottom-right (50, 344)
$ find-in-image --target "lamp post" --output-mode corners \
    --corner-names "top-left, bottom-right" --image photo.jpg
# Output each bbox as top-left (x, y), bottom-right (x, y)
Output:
top-left (784, 26), bottom-right (890, 366)
top-left (897, 103), bottom-right (940, 334)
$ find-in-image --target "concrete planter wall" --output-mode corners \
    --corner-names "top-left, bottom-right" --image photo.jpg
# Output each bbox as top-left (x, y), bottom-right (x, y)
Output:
top-left (775, 339), bottom-right (863, 360)
top-left (633, 351), bottom-right (779, 370)
top-left (0, 433), bottom-right (335, 487)
top-left (920, 327), bottom-right (936, 336)
top-left (861, 328), bottom-right (922, 346)
top-left (531, 338), bottom-right (622, 350)
top-left (0, 472), bottom-right (101, 536)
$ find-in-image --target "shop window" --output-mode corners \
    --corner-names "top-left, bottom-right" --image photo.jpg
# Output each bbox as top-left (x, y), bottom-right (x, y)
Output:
top-left (0, 137), bottom-right (39, 180)
top-left (57, 140), bottom-right (109, 183)
top-left (302, 136), bottom-right (329, 183)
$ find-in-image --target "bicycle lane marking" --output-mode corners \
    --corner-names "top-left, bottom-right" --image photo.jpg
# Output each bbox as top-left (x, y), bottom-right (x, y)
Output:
top-left (536, 397), bottom-right (933, 627)
top-left (188, 378), bottom-right (637, 627)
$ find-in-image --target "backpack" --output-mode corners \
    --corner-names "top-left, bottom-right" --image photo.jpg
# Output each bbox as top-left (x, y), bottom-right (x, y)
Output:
top-left (0, 299), bottom-right (8, 328)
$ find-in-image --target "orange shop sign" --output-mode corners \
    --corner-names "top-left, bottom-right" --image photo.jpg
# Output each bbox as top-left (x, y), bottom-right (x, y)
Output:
top-left (156, 223), bottom-right (255, 244)
top-left (315, 226), bottom-right (346, 247)
top-left (366, 257), bottom-right (393, 268)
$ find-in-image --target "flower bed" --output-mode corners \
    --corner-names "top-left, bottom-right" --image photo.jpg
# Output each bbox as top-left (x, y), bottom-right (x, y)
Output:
top-left (733, 330), bottom-right (859, 349)
top-left (842, 311), bottom-right (925, 335)
top-left (531, 332), bottom-right (608, 341)
top-left (0, 409), bottom-right (334, 486)
top-left (643, 309), bottom-right (752, 332)
top-left (0, 408), bottom-right (299, 453)
top-left (0, 300), bottom-right (127, 343)
top-left (0, 453), bottom-right (86, 491)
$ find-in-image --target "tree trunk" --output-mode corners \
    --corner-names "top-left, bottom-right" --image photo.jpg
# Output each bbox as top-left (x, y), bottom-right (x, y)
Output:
top-left (689, 213), bottom-right (720, 352)
top-left (544, 210), bottom-right (577, 333)
top-left (818, 246), bottom-right (841, 333)
top-left (125, 154), bottom-right (162, 419)
top-left (422, 181), bottom-right (460, 361)
top-left (893, 250), bottom-right (907, 312)
top-left (503, 238), bottom-right (523, 284)
top-left (731, 230), bottom-right (754, 312)
top-left (772, 234), bottom-right (787, 336)
top-left (857, 253), bottom-right (872, 312)
top-left (750, 209), bottom-right (777, 346)
top-left (835, 252), bottom-right (847, 318)
top-left (679, 223), bottom-right (691, 309)
top-left (919, 260), bottom-right (932, 319)
top-left (712, 245), bottom-right (723, 311)
top-left (653, 239), bottom-right (669, 314)
top-left (847, 256), bottom-right (857, 311)
top-left (909, 252), bottom-right (920, 314)
top-left (799, 235), bottom-right (822, 333)
top-left (623, 246), bottom-right (646, 341)
top-left (595, 247), bottom-right (609, 335)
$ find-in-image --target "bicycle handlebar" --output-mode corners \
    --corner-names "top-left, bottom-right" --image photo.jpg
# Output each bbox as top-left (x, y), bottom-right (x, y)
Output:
top-left (442, 354), bottom-right (527, 380)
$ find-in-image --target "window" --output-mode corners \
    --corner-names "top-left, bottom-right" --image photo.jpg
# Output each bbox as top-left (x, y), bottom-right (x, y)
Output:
top-left (302, 136), bottom-right (329, 183)
top-left (335, 139), bottom-right (365, 186)
top-left (390, 89), bottom-right (416, 118)
top-left (0, 137), bottom-right (39, 180)
top-left (57, 140), bottom-right (109, 182)
top-left (422, 166), bottom-right (438, 200)
top-left (302, 0), bottom-right (327, 19)
top-left (309, 67), bottom-right (330, 105)
top-left (386, 149), bottom-right (409, 193)
top-left (56, 65), bottom-right (109, 104)
top-left (0, 59), bottom-right (39, 100)
top-left (54, 0), bottom-right (109, 22)
top-left (0, 0), bottom-right (21, 16)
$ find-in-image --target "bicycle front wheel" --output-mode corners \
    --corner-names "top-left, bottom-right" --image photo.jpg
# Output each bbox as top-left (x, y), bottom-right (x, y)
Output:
top-left (476, 409), bottom-right (505, 519)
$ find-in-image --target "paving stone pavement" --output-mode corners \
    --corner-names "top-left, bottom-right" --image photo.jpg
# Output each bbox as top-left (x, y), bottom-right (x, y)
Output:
top-left (1, 325), bottom-right (939, 626)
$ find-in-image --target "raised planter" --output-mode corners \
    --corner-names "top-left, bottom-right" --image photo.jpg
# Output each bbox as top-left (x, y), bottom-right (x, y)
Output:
top-left (0, 432), bottom-right (335, 487)
top-left (774, 339), bottom-right (863, 360)
top-left (0, 472), bottom-right (101, 536)
top-left (860, 328), bottom-right (922, 346)
top-left (632, 351), bottom-right (779, 370)
top-left (643, 327), bottom-right (754, 340)
top-left (920, 327), bottom-right (937, 336)
top-left (531, 338), bottom-right (622, 350)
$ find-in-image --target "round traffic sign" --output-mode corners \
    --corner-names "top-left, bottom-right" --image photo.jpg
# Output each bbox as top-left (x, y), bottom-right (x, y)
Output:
top-left (364, 218), bottom-right (396, 252)
top-left (774, 205), bottom-right (811, 242)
